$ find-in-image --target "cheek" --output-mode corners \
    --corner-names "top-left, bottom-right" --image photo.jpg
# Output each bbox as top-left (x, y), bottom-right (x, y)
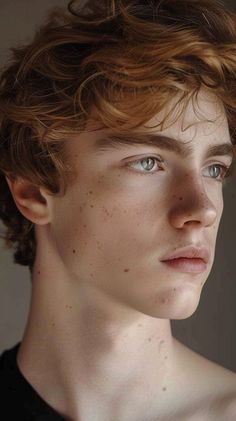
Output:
top-left (51, 180), bottom-right (165, 274)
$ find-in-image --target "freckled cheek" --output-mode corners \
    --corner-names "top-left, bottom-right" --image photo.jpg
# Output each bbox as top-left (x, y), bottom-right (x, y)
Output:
top-left (72, 203), bottom-right (147, 258)
top-left (84, 182), bottom-right (168, 247)
top-left (55, 180), bottom-right (166, 266)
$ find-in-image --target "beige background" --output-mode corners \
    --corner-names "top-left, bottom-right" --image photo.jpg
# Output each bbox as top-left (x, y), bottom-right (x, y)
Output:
top-left (0, 0), bottom-right (236, 372)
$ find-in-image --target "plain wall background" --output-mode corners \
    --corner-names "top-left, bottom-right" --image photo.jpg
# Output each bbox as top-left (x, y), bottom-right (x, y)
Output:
top-left (0, 0), bottom-right (236, 372)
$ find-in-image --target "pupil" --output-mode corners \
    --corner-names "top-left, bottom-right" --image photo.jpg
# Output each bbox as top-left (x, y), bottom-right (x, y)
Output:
top-left (142, 158), bottom-right (154, 170)
top-left (210, 165), bottom-right (219, 178)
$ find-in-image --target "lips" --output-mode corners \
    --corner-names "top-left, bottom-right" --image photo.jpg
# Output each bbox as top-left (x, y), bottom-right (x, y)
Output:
top-left (161, 257), bottom-right (207, 274)
top-left (160, 245), bottom-right (210, 264)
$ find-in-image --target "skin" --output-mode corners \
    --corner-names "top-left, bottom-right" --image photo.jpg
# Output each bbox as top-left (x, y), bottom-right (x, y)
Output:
top-left (7, 89), bottom-right (236, 421)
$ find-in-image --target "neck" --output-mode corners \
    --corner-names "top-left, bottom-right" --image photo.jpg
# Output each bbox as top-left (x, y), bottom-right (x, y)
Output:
top-left (18, 242), bottom-right (179, 421)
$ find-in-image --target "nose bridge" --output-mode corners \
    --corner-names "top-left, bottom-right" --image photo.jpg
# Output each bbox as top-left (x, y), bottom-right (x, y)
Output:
top-left (168, 173), bottom-right (218, 228)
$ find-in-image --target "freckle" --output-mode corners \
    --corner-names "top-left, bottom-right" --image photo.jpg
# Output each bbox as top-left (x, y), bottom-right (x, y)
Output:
top-left (148, 337), bottom-right (152, 342)
top-left (161, 298), bottom-right (168, 304)
top-left (89, 190), bottom-right (93, 194)
top-left (159, 340), bottom-right (165, 350)
top-left (162, 387), bottom-right (167, 392)
top-left (90, 204), bottom-right (94, 208)
top-left (51, 322), bottom-right (55, 327)
top-left (124, 268), bottom-right (130, 272)
top-left (90, 273), bottom-right (94, 277)
top-left (83, 224), bottom-right (87, 228)
top-left (73, 249), bottom-right (76, 254)
top-left (179, 196), bottom-right (183, 201)
top-left (164, 355), bottom-right (168, 360)
top-left (138, 324), bottom-right (143, 327)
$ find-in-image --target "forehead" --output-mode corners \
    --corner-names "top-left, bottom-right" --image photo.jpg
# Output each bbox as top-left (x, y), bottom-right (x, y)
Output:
top-left (90, 89), bottom-right (229, 141)
top-left (67, 88), bottom-right (231, 160)
top-left (145, 89), bottom-right (229, 142)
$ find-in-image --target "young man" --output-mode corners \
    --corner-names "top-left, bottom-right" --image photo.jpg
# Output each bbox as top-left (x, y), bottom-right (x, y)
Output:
top-left (1, 0), bottom-right (236, 419)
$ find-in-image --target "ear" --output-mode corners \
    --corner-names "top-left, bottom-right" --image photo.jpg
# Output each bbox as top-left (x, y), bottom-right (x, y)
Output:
top-left (5, 176), bottom-right (52, 225)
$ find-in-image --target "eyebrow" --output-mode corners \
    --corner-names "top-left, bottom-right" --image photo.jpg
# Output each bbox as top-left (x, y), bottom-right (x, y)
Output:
top-left (94, 134), bottom-right (235, 161)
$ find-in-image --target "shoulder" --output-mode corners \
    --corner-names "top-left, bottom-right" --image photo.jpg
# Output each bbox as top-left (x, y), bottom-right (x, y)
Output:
top-left (223, 394), bottom-right (236, 420)
top-left (209, 391), bottom-right (236, 421)
top-left (173, 339), bottom-right (236, 419)
top-left (0, 343), bottom-right (21, 396)
top-left (175, 393), bottom-right (236, 421)
top-left (0, 343), bottom-right (24, 414)
top-left (0, 343), bottom-right (20, 374)
top-left (174, 338), bottom-right (236, 393)
top-left (0, 343), bottom-right (66, 420)
top-left (187, 391), bottom-right (236, 421)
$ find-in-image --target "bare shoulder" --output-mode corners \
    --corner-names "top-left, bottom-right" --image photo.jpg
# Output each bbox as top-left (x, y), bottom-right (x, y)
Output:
top-left (190, 391), bottom-right (236, 421)
top-left (173, 339), bottom-right (236, 420)
top-left (175, 393), bottom-right (236, 421)
top-left (174, 338), bottom-right (236, 392)
top-left (211, 391), bottom-right (236, 421)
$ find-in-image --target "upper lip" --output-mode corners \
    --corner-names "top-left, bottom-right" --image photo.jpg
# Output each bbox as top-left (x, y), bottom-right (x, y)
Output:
top-left (160, 245), bottom-right (210, 264)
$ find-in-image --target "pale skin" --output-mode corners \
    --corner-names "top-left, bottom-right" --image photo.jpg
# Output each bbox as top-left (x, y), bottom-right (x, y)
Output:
top-left (6, 89), bottom-right (236, 420)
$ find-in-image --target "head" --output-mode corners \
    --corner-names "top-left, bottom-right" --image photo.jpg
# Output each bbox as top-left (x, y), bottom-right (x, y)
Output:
top-left (0, 0), bottom-right (236, 319)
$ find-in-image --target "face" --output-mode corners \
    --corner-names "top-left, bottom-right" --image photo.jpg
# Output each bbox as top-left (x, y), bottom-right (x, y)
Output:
top-left (47, 90), bottom-right (233, 320)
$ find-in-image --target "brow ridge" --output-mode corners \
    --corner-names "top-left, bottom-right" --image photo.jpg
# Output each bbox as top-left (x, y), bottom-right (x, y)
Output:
top-left (94, 134), bottom-right (234, 161)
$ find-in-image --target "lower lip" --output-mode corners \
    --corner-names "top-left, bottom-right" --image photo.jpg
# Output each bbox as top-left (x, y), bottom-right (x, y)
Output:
top-left (161, 258), bottom-right (207, 273)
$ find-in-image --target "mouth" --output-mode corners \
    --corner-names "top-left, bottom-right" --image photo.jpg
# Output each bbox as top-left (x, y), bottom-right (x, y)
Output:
top-left (160, 257), bottom-right (207, 273)
top-left (160, 245), bottom-right (210, 274)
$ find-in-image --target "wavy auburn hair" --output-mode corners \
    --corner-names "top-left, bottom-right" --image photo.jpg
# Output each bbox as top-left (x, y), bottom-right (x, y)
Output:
top-left (0, 0), bottom-right (236, 273)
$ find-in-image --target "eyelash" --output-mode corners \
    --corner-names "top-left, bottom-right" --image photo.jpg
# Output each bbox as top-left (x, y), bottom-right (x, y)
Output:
top-left (126, 156), bottom-right (233, 182)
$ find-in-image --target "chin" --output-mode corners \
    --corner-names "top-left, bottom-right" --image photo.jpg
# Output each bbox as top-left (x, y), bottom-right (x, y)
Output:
top-left (133, 287), bottom-right (202, 320)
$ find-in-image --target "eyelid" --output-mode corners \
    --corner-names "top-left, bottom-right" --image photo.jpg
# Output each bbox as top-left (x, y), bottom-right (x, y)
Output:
top-left (122, 154), bottom-right (164, 163)
top-left (204, 158), bottom-right (234, 174)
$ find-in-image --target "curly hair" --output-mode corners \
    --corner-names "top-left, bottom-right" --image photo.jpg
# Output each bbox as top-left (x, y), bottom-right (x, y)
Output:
top-left (1, 0), bottom-right (236, 273)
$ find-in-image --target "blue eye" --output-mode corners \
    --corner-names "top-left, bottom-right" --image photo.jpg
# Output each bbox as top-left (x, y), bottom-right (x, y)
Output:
top-left (125, 157), bottom-right (233, 182)
top-left (127, 157), bottom-right (163, 174)
top-left (204, 164), bottom-right (230, 182)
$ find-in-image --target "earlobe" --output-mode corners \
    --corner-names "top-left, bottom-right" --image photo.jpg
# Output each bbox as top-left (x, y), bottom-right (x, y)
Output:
top-left (5, 176), bottom-right (51, 225)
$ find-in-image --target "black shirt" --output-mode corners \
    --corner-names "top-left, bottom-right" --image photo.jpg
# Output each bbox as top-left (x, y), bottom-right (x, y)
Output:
top-left (0, 343), bottom-right (66, 420)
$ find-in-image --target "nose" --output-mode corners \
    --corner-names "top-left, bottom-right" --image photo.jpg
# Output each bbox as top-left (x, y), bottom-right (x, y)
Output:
top-left (168, 177), bottom-right (218, 229)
